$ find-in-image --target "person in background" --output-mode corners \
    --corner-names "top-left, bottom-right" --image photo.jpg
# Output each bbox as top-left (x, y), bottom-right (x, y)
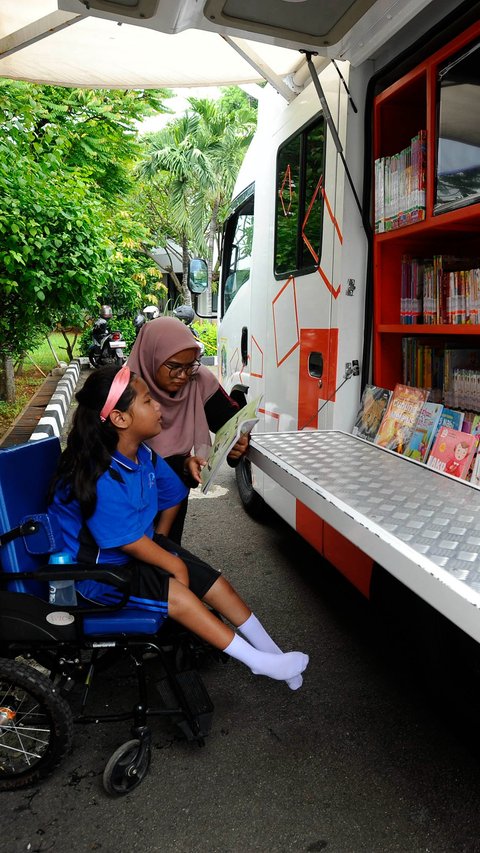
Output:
top-left (48, 365), bottom-right (308, 690)
top-left (127, 316), bottom-right (248, 543)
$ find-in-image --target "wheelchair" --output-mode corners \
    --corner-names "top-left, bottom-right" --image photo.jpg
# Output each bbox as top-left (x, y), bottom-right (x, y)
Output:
top-left (0, 437), bottom-right (219, 796)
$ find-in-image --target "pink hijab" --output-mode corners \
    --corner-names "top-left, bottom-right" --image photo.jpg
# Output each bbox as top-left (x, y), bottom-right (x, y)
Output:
top-left (127, 316), bottom-right (219, 457)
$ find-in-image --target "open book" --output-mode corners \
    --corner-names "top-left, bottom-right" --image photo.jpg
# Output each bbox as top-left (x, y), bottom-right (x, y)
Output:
top-left (200, 395), bottom-right (262, 494)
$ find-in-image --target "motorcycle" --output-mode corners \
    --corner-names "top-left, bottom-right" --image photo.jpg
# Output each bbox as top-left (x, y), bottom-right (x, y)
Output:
top-left (133, 304), bottom-right (205, 357)
top-left (88, 305), bottom-right (126, 368)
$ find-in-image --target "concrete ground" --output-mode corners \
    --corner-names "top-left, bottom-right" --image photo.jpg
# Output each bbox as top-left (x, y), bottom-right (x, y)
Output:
top-left (3, 457), bottom-right (480, 853)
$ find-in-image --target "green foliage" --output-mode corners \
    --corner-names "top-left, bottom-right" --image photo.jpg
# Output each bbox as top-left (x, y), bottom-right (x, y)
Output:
top-left (0, 80), bottom-right (171, 359)
top-left (194, 320), bottom-right (217, 356)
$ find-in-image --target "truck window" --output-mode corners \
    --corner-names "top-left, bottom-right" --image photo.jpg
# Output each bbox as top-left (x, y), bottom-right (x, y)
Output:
top-left (222, 194), bottom-right (254, 315)
top-left (275, 118), bottom-right (325, 278)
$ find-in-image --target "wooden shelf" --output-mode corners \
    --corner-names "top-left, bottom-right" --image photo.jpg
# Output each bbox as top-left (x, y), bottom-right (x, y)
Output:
top-left (378, 325), bottom-right (480, 336)
top-left (373, 20), bottom-right (480, 392)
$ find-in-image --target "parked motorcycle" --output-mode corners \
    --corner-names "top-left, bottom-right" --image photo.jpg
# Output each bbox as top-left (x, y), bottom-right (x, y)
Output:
top-left (133, 304), bottom-right (205, 357)
top-left (88, 305), bottom-right (126, 368)
top-left (172, 305), bottom-right (205, 358)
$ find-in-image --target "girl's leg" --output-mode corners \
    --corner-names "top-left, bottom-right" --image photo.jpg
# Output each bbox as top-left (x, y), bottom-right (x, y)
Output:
top-left (203, 578), bottom-right (304, 691)
top-left (167, 578), bottom-right (308, 682)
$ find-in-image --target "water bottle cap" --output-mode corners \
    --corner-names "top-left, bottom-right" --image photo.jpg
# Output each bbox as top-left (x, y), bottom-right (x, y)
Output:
top-left (48, 552), bottom-right (73, 564)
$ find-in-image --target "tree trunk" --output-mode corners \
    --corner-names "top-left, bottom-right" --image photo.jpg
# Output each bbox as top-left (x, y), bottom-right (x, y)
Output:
top-left (0, 356), bottom-right (16, 403)
top-left (181, 231), bottom-right (192, 307)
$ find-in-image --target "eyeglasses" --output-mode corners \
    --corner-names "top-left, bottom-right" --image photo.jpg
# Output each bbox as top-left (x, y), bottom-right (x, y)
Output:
top-left (162, 359), bottom-right (200, 378)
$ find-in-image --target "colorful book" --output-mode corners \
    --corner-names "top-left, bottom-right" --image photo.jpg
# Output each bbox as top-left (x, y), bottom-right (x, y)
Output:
top-left (374, 384), bottom-right (429, 454)
top-left (426, 426), bottom-right (477, 479)
top-left (437, 407), bottom-right (464, 432)
top-left (351, 385), bottom-right (392, 443)
top-left (469, 449), bottom-right (480, 487)
top-left (403, 402), bottom-right (443, 462)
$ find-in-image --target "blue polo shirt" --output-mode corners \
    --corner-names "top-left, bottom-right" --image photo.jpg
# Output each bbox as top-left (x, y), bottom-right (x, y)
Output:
top-left (49, 444), bottom-right (188, 567)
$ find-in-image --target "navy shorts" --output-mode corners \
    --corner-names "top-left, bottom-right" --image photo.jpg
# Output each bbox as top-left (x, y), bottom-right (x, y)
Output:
top-left (77, 534), bottom-right (220, 612)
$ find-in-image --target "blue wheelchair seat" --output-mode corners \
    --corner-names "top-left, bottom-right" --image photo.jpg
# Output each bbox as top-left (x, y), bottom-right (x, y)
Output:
top-left (0, 437), bottom-right (163, 637)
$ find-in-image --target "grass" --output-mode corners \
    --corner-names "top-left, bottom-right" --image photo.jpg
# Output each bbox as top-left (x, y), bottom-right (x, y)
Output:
top-left (0, 333), bottom-right (81, 439)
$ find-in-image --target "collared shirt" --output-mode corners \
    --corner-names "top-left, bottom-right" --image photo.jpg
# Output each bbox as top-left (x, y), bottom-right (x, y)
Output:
top-left (49, 443), bottom-right (188, 566)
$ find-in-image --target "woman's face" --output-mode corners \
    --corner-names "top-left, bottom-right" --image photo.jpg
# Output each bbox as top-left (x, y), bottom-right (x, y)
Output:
top-left (155, 347), bottom-right (199, 393)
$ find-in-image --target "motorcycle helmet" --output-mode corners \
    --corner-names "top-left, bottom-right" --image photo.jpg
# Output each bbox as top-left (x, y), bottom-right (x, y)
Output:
top-left (143, 305), bottom-right (160, 321)
top-left (100, 305), bottom-right (113, 320)
top-left (173, 305), bottom-right (195, 325)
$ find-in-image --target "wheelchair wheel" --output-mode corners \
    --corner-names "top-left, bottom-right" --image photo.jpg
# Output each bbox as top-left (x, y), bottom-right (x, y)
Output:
top-left (0, 657), bottom-right (74, 791)
top-left (103, 739), bottom-right (151, 796)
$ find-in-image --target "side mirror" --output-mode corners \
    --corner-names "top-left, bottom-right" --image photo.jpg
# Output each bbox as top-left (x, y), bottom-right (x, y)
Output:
top-left (188, 258), bottom-right (208, 294)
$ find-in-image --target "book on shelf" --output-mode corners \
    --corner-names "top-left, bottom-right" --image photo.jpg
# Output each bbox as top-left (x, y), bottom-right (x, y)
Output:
top-left (200, 395), bottom-right (262, 495)
top-left (374, 384), bottom-right (429, 454)
top-left (426, 426), bottom-right (478, 480)
top-left (351, 385), bottom-right (392, 442)
top-left (469, 449), bottom-right (480, 488)
top-left (374, 130), bottom-right (426, 234)
top-left (443, 348), bottom-right (480, 409)
top-left (436, 406), bottom-right (464, 432)
top-left (402, 338), bottom-right (443, 402)
top-left (403, 401), bottom-right (443, 462)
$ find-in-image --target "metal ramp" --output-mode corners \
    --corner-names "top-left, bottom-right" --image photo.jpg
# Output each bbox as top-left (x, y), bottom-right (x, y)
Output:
top-left (249, 431), bottom-right (480, 643)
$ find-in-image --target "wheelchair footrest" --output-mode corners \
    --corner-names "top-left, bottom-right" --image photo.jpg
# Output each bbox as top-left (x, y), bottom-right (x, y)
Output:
top-left (156, 669), bottom-right (213, 741)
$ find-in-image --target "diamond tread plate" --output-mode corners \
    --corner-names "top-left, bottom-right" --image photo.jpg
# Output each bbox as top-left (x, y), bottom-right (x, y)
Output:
top-left (251, 431), bottom-right (480, 593)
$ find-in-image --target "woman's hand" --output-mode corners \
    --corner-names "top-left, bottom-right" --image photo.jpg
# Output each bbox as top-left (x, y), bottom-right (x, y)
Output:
top-left (184, 455), bottom-right (206, 484)
top-left (121, 536), bottom-right (189, 586)
top-left (227, 433), bottom-right (249, 461)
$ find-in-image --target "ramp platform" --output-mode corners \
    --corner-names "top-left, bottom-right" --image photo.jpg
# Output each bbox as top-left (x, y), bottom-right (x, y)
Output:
top-left (249, 431), bottom-right (480, 643)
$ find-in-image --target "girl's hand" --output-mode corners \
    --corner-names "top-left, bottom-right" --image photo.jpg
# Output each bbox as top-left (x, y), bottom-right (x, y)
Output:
top-left (184, 455), bottom-right (206, 484)
top-left (227, 433), bottom-right (249, 461)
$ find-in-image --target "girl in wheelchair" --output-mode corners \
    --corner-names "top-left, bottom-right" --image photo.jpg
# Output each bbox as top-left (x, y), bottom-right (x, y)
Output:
top-left (48, 365), bottom-right (308, 689)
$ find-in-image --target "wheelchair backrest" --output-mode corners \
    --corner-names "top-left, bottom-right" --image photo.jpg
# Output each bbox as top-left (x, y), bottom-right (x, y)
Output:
top-left (0, 437), bottom-right (62, 596)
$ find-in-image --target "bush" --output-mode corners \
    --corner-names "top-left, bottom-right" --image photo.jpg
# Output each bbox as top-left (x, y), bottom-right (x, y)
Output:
top-left (194, 320), bottom-right (217, 356)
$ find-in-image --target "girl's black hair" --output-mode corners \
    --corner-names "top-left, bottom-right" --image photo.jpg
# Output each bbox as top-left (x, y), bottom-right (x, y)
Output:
top-left (49, 365), bottom-right (136, 519)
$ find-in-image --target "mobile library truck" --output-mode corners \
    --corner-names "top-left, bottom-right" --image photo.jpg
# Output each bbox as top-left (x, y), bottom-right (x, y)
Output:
top-left (2, 0), bottom-right (480, 668)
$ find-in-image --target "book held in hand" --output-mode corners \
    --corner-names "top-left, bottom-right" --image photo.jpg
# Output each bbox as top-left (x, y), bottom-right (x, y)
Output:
top-left (426, 426), bottom-right (477, 479)
top-left (403, 401), bottom-right (443, 462)
top-left (200, 395), bottom-right (262, 494)
top-left (374, 383), bottom-right (428, 454)
top-left (351, 385), bottom-right (392, 442)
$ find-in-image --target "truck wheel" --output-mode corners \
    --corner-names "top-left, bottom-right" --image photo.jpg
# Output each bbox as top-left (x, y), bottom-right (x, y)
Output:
top-left (235, 457), bottom-right (268, 520)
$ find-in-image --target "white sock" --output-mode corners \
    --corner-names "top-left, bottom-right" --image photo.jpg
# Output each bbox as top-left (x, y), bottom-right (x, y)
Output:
top-left (223, 634), bottom-right (308, 682)
top-left (238, 613), bottom-right (304, 691)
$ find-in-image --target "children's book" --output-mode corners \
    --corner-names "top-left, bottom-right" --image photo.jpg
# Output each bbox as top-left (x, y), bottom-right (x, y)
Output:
top-left (351, 385), bottom-right (392, 442)
top-left (470, 449), bottom-right (480, 487)
top-left (403, 401), bottom-right (443, 462)
top-left (200, 395), bottom-right (262, 494)
top-left (437, 407), bottom-right (464, 432)
top-left (426, 426), bottom-right (477, 479)
top-left (374, 384), bottom-right (428, 454)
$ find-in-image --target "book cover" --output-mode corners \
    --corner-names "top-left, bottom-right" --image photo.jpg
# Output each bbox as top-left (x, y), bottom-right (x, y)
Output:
top-left (374, 384), bottom-right (428, 454)
top-left (437, 407), bottom-right (465, 432)
top-left (470, 448), bottom-right (480, 487)
top-left (426, 426), bottom-right (477, 479)
top-left (200, 395), bottom-right (262, 494)
top-left (403, 401), bottom-right (443, 462)
top-left (351, 385), bottom-right (392, 443)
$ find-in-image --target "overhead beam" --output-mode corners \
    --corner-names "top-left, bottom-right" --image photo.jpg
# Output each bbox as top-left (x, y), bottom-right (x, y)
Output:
top-left (0, 11), bottom-right (83, 59)
top-left (221, 35), bottom-right (297, 102)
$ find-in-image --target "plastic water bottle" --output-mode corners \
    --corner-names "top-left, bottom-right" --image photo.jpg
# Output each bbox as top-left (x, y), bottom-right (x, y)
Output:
top-left (48, 552), bottom-right (77, 607)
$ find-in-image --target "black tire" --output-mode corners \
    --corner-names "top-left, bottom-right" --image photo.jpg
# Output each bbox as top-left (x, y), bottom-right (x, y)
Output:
top-left (103, 739), bottom-right (151, 796)
top-left (235, 456), bottom-right (268, 520)
top-left (0, 657), bottom-right (74, 791)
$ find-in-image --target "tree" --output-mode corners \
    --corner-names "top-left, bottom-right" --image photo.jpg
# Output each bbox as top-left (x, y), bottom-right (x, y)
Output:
top-left (0, 81), bottom-right (171, 399)
top-left (137, 87), bottom-right (257, 302)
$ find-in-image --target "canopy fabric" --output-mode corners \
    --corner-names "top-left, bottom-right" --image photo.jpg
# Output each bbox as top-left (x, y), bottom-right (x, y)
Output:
top-left (0, 3), bottom-right (303, 90)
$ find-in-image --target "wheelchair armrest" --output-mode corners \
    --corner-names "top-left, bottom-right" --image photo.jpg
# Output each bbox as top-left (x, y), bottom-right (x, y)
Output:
top-left (0, 563), bottom-right (132, 614)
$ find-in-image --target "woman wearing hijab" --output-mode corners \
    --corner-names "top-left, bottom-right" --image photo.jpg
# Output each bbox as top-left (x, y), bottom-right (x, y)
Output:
top-left (127, 316), bottom-right (248, 543)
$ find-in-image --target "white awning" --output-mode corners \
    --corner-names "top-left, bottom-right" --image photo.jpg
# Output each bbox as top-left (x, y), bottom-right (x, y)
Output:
top-left (0, 2), bottom-right (303, 90)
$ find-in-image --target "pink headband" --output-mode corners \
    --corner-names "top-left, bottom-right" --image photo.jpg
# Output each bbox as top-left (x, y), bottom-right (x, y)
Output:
top-left (99, 365), bottom-right (131, 422)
